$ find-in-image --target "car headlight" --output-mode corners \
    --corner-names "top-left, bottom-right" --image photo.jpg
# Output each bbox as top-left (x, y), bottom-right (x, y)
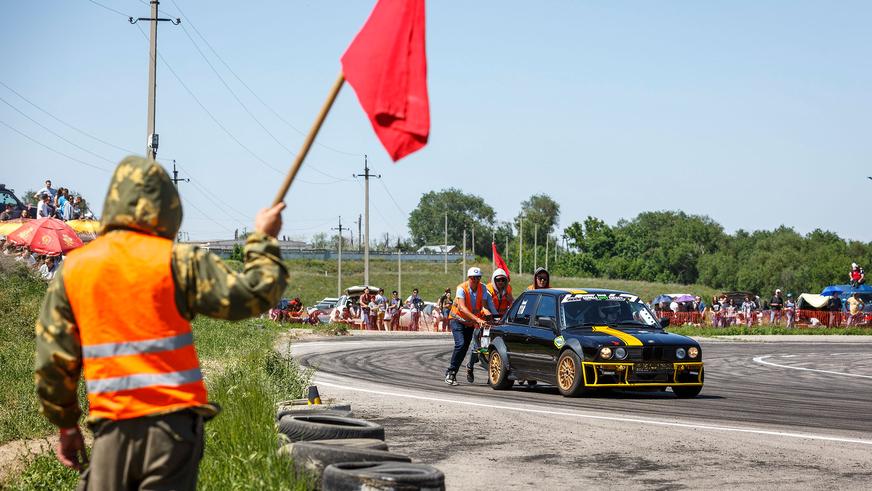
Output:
top-left (676, 348), bottom-right (687, 360)
top-left (688, 347), bottom-right (699, 359)
top-left (614, 347), bottom-right (627, 360)
top-left (599, 346), bottom-right (613, 359)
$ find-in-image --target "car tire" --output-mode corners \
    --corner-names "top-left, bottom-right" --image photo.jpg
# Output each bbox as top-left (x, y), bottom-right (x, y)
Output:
top-left (284, 442), bottom-right (409, 479)
top-left (322, 462), bottom-right (445, 491)
top-left (672, 386), bottom-right (703, 398)
top-left (488, 350), bottom-right (514, 390)
top-left (276, 399), bottom-right (353, 421)
top-left (556, 350), bottom-right (586, 397)
top-left (277, 414), bottom-right (385, 442)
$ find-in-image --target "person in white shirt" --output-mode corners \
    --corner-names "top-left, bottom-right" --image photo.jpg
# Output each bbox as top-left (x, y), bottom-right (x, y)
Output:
top-left (37, 180), bottom-right (56, 201)
top-left (36, 194), bottom-right (54, 218)
top-left (38, 256), bottom-right (58, 280)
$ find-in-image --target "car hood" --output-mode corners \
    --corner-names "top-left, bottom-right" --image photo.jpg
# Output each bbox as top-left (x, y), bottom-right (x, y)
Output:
top-left (566, 326), bottom-right (698, 347)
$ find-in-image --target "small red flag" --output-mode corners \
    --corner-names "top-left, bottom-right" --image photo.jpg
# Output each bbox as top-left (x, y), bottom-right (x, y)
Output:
top-left (341, 0), bottom-right (429, 161)
top-left (492, 242), bottom-right (510, 280)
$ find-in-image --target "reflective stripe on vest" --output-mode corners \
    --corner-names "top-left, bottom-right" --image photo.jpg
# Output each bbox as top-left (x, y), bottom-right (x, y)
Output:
top-left (82, 332), bottom-right (194, 359)
top-left (63, 231), bottom-right (208, 421)
top-left (449, 281), bottom-right (483, 325)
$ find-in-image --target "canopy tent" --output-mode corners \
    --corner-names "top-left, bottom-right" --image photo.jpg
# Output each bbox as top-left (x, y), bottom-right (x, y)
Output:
top-left (796, 293), bottom-right (830, 310)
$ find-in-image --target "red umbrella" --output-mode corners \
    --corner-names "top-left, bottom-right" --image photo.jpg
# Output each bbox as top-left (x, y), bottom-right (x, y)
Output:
top-left (7, 217), bottom-right (84, 255)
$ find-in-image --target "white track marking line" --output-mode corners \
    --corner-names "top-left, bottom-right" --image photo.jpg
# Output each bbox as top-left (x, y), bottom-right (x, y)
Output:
top-left (753, 355), bottom-right (872, 380)
top-left (313, 377), bottom-right (872, 447)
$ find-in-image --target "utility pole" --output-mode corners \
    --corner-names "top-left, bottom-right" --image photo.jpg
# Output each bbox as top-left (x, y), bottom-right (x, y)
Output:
top-left (169, 160), bottom-right (189, 241)
top-left (519, 219), bottom-right (524, 277)
top-left (462, 227), bottom-right (467, 279)
top-left (357, 215), bottom-right (362, 253)
top-left (534, 225), bottom-right (538, 271)
top-left (470, 223), bottom-right (475, 259)
top-left (397, 248), bottom-right (402, 295)
top-left (354, 155), bottom-right (381, 287)
top-left (491, 230), bottom-right (496, 272)
top-left (443, 211), bottom-right (448, 274)
top-left (545, 235), bottom-right (549, 271)
top-left (129, 1), bottom-right (180, 161)
top-left (332, 217), bottom-right (347, 297)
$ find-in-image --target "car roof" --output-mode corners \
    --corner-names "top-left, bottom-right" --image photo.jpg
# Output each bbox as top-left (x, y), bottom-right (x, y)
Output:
top-left (525, 287), bottom-right (633, 296)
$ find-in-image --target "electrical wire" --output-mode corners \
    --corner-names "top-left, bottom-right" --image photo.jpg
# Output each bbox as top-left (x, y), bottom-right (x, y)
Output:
top-left (133, 24), bottom-right (345, 186)
top-left (86, 0), bottom-right (131, 18)
top-left (166, 0), bottom-right (360, 158)
top-left (377, 177), bottom-right (408, 217)
top-left (0, 119), bottom-right (111, 173)
top-left (176, 22), bottom-right (351, 183)
top-left (0, 80), bottom-right (138, 156)
top-left (0, 95), bottom-right (117, 165)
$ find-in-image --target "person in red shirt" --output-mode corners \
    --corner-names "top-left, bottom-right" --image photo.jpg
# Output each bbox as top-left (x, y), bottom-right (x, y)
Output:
top-left (850, 263), bottom-right (866, 288)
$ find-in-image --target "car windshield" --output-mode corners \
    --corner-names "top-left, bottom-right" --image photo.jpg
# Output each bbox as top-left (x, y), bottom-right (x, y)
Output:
top-left (561, 293), bottom-right (659, 329)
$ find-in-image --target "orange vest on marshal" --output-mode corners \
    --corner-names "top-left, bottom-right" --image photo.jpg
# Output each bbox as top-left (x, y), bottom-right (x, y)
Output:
top-left (449, 281), bottom-right (485, 326)
top-left (487, 283), bottom-right (513, 316)
top-left (63, 231), bottom-right (207, 421)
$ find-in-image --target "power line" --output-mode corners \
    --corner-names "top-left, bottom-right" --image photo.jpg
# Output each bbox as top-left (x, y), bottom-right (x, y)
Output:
top-left (0, 80), bottom-right (138, 155)
top-left (133, 24), bottom-right (343, 186)
top-left (377, 177), bottom-right (407, 217)
top-left (86, 0), bottom-right (131, 18)
top-left (0, 94), bottom-right (117, 164)
top-left (166, 0), bottom-right (360, 159)
top-left (176, 22), bottom-right (350, 183)
top-left (0, 119), bottom-right (111, 173)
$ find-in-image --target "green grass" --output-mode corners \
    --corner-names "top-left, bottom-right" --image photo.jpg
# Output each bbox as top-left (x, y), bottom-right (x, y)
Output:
top-left (284, 258), bottom-right (721, 307)
top-left (0, 257), bottom-right (54, 444)
top-left (669, 325), bottom-right (872, 337)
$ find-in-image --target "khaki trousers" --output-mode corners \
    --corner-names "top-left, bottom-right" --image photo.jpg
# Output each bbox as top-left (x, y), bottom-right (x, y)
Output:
top-left (78, 411), bottom-right (204, 491)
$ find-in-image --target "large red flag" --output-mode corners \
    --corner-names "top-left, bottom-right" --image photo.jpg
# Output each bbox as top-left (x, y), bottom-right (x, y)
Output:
top-left (341, 0), bottom-right (429, 161)
top-left (492, 242), bottom-right (510, 280)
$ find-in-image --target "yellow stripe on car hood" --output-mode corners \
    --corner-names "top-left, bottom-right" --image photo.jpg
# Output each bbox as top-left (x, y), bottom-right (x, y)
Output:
top-left (592, 326), bottom-right (643, 346)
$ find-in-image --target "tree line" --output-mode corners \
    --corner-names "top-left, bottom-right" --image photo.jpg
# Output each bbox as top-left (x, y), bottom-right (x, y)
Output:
top-left (405, 189), bottom-right (872, 295)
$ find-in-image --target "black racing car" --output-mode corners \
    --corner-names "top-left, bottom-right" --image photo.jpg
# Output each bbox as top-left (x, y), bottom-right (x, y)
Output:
top-left (483, 288), bottom-right (703, 398)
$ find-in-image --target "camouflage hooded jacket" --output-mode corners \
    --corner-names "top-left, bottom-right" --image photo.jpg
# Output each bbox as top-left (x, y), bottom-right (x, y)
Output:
top-left (35, 156), bottom-right (289, 428)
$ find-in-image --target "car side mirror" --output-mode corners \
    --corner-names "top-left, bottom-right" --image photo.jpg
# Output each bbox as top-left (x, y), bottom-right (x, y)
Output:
top-left (659, 317), bottom-right (670, 328)
top-left (538, 317), bottom-right (557, 330)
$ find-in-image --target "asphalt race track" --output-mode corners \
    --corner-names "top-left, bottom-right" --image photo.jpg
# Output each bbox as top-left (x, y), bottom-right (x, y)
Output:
top-left (290, 336), bottom-right (872, 489)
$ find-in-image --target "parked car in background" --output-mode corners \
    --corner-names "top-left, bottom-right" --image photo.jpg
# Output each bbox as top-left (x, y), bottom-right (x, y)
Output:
top-left (312, 297), bottom-right (339, 323)
top-left (0, 184), bottom-right (36, 219)
top-left (329, 286), bottom-right (380, 327)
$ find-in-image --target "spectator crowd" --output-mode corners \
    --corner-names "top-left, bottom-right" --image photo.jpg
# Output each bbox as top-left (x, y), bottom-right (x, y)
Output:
top-left (0, 179), bottom-right (92, 222)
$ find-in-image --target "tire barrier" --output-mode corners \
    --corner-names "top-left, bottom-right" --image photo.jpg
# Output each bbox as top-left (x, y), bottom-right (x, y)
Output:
top-left (277, 414), bottom-right (385, 442)
top-left (276, 399), bottom-right (353, 421)
top-left (284, 441), bottom-right (410, 481)
top-left (322, 462), bottom-right (445, 491)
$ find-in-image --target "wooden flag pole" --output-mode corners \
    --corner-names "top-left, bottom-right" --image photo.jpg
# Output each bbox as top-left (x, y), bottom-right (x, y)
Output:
top-left (272, 73), bottom-right (346, 205)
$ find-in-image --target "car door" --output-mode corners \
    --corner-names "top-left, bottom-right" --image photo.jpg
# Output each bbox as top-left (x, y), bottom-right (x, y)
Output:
top-left (503, 293), bottom-right (539, 374)
top-left (527, 294), bottom-right (560, 378)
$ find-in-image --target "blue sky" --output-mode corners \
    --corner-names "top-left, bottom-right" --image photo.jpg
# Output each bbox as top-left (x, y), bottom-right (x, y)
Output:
top-left (2, 1), bottom-right (870, 243)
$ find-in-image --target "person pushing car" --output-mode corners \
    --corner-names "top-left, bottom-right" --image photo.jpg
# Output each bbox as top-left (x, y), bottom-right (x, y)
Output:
top-left (445, 267), bottom-right (498, 386)
top-left (34, 156), bottom-right (289, 490)
top-left (462, 268), bottom-right (515, 382)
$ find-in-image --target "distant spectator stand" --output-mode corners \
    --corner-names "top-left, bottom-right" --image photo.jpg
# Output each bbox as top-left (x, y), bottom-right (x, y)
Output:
top-left (6, 217), bottom-right (83, 255)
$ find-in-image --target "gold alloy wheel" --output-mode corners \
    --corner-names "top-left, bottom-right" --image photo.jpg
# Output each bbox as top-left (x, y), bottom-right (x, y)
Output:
top-left (490, 352), bottom-right (502, 384)
top-left (558, 356), bottom-right (576, 391)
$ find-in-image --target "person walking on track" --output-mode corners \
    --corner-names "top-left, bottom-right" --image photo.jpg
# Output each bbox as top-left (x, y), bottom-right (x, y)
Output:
top-left (445, 267), bottom-right (498, 386)
top-left (34, 156), bottom-right (289, 490)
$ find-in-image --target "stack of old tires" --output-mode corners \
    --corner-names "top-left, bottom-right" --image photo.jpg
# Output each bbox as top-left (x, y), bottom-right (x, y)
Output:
top-left (276, 398), bottom-right (445, 490)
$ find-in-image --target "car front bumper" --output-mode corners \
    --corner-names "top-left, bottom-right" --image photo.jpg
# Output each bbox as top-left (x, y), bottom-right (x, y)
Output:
top-left (581, 361), bottom-right (704, 387)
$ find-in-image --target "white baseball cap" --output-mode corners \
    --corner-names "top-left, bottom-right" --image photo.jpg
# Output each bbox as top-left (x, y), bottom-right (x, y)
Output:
top-left (467, 267), bottom-right (482, 277)
top-left (852, 263), bottom-right (858, 268)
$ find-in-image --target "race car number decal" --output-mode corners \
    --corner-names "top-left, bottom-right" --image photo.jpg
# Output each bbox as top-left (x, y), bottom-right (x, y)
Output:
top-left (562, 293), bottom-right (640, 303)
top-left (517, 299), bottom-right (529, 314)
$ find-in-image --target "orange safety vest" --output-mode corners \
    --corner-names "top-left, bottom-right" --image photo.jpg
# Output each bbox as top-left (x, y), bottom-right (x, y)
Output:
top-left (449, 281), bottom-right (485, 326)
top-left (63, 231), bottom-right (208, 421)
top-left (487, 282), bottom-right (513, 316)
